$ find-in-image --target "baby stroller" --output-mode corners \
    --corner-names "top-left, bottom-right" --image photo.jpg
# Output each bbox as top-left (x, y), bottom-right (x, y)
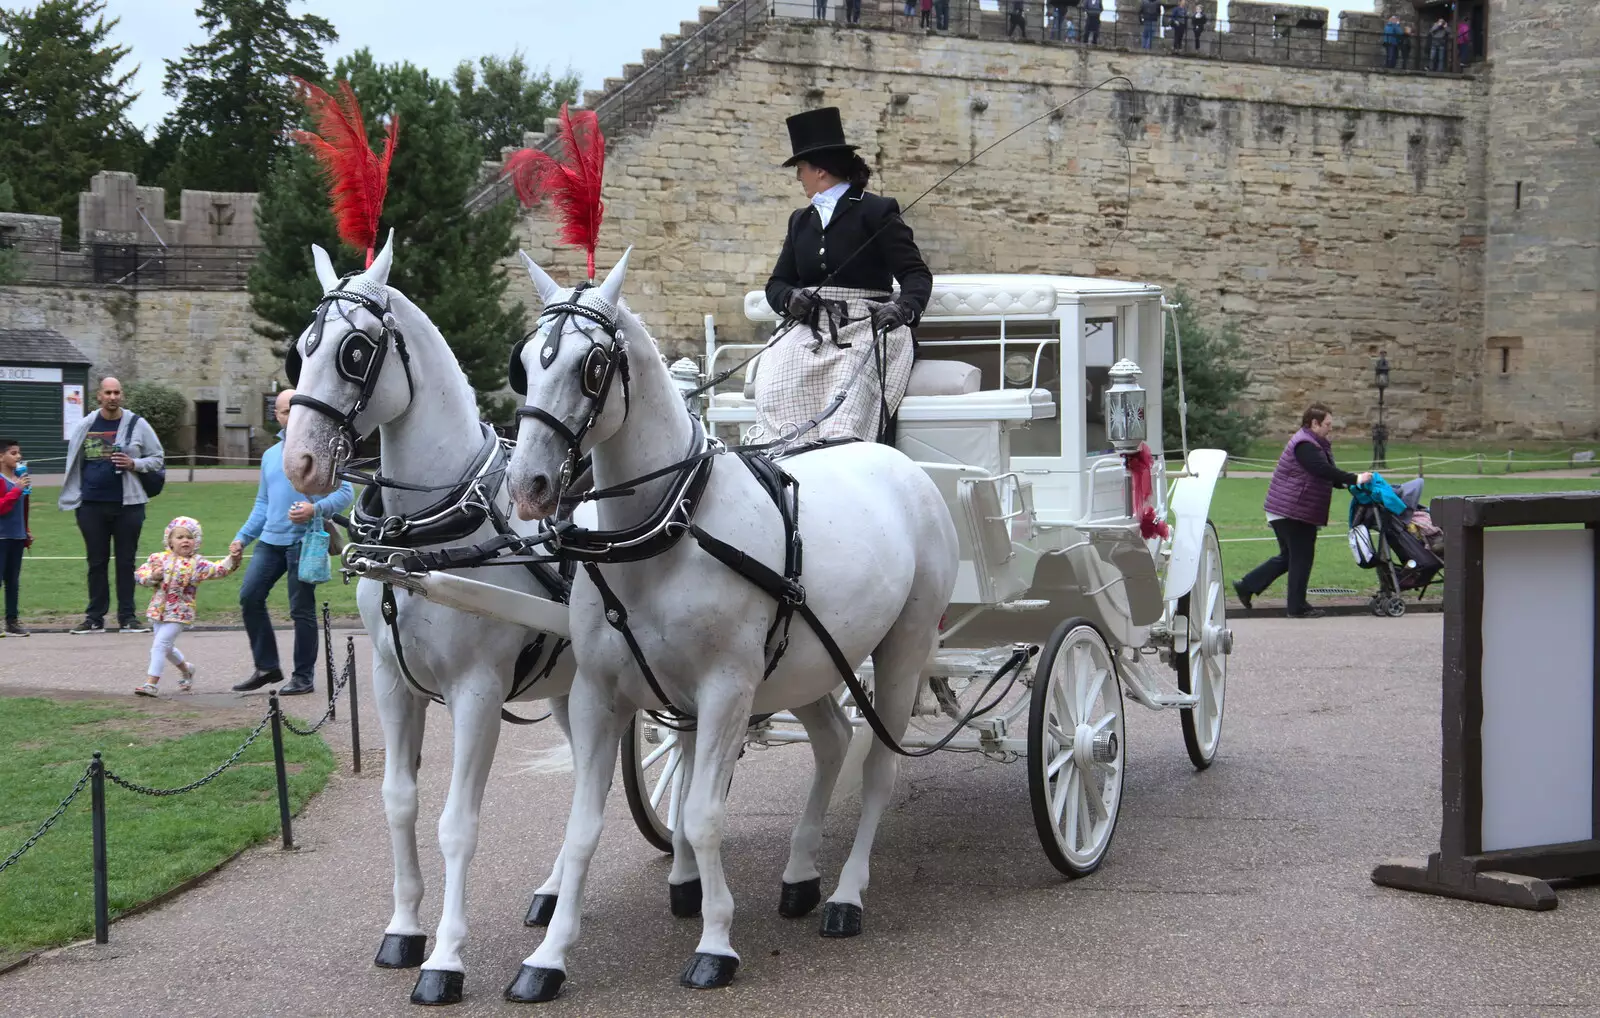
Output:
top-left (1348, 476), bottom-right (1444, 618)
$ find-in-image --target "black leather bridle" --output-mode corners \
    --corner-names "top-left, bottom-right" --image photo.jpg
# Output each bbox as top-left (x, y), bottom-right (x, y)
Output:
top-left (285, 285), bottom-right (416, 458)
top-left (508, 282), bottom-right (630, 494)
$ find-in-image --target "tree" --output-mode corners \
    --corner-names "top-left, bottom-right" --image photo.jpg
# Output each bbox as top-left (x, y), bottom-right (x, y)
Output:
top-left (249, 50), bottom-right (527, 418)
top-left (453, 53), bottom-right (580, 161)
top-left (1161, 287), bottom-right (1266, 457)
top-left (119, 382), bottom-right (188, 448)
top-left (0, 0), bottom-right (144, 245)
top-left (151, 0), bottom-right (337, 198)
top-left (0, 176), bottom-right (18, 285)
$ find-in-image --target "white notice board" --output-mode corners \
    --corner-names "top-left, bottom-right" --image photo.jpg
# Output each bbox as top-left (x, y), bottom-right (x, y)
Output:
top-left (1480, 528), bottom-right (1595, 852)
top-left (62, 384), bottom-right (85, 440)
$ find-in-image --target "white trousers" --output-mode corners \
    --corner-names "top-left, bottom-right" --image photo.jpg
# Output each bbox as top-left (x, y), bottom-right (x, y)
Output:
top-left (148, 621), bottom-right (188, 679)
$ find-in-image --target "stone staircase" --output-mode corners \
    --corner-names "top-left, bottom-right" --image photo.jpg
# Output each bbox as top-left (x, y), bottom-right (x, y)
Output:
top-left (466, 0), bottom-right (775, 213)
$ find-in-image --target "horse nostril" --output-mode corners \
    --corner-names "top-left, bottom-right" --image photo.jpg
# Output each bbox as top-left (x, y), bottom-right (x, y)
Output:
top-left (293, 451), bottom-right (317, 479)
top-left (529, 475), bottom-right (549, 502)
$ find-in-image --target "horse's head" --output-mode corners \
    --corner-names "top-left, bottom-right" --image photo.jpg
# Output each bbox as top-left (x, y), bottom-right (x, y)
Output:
top-left (506, 248), bottom-right (634, 520)
top-left (282, 231), bottom-right (416, 495)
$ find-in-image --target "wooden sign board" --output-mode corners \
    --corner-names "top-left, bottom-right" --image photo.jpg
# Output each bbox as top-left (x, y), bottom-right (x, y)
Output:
top-left (1372, 493), bottom-right (1600, 909)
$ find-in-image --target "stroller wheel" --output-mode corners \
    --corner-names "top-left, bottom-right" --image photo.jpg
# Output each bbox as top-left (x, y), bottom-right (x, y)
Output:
top-left (1384, 595), bottom-right (1407, 618)
top-left (1370, 596), bottom-right (1387, 618)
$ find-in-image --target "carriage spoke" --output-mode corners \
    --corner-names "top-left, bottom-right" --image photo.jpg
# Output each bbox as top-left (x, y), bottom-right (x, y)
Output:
top-left (1206, 578), bottom-right (1221, 624)
top-left (649, 746), bottom-right (680, 810)
top-left (1077, 779), bottom-right (1095, 833)
top-left (1057, 767), bottom-right (1080, 846)
top-left (639, 733), bottom-right (676, 771)
top-left (1088, 711), bottom-right (1116, 736)
top-left (1080, 666), bottom-right (1109, 722)
top-left (665, 753), bottom-right (686, 831)
top-left (1051, 673), bottom-right (1077, 727)
top-left (1082, 762), bottom-right (1108, 819)
top-left (1048, 720), bottom-right (1073, 747)
top-left (1046, 749), bottom-right (1073, 779)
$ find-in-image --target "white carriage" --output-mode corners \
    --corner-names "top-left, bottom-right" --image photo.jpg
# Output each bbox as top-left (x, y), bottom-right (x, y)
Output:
top-left (619, 273), bottom-right (1234, 876)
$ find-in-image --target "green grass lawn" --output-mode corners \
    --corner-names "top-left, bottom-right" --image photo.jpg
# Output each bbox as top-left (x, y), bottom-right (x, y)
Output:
top-left (1208, 475), bottom-right (1600, 602)
top-left (16, 483), bottom-right (358, 625)
top-left (0, 696), bottom-right (335, 961)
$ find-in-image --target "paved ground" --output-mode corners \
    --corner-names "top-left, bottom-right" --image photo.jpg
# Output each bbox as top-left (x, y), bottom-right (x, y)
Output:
top-left (6, 618), bottom-right (1600, 1017)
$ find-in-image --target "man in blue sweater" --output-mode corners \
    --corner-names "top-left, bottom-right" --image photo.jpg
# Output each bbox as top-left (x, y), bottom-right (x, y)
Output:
top-left (230, 390), bottom-right (354, 695)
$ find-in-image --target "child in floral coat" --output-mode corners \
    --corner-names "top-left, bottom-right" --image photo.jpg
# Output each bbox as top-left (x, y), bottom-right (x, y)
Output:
top-left (132, 516), bottom-right (241, 696)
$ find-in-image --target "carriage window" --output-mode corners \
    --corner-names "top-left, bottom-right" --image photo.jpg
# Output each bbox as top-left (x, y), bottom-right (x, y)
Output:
top-left (1084, 318), bottom-right (1116, 456)
top-left (914, 320), bottom-right (1061, 456)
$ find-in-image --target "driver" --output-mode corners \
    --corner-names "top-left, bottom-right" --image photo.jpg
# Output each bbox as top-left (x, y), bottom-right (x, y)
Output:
top-left (758, 107), bottom-right (932, 445)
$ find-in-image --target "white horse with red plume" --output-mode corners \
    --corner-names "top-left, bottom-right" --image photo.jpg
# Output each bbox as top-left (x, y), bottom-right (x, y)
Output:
top-left (279, 78), bottom-right (583, 1008)
top-left (495, 101), bottom-right (961, 999)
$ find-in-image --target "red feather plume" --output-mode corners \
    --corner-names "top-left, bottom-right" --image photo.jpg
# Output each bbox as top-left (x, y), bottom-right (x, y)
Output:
top-left (503, 105), bottom-right (606, 280)
top-left (291, 77), bottom-right (398, 267)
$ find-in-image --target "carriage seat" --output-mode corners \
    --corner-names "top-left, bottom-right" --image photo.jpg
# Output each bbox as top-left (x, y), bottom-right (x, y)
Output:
top-left (740, 357), bottom-right (981, 400)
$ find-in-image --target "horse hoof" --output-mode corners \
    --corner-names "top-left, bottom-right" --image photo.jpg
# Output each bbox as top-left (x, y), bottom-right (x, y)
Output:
top-left (410, 968), bottom-right (465, 1006)
top-left (820, 901), bottom-right (863, 938)
top-left (778, 877), bottom-right (822, 918)
top-left (679, 952), bottom-right (739, 989)
top-left (669, 878), bottom-right (702, 919)
top-left (504, 964), bottom-right (565, 1003)
top-left (375, 933), bottom-right (428, 969)
top-left (524, 893), bottom-right (558, 927)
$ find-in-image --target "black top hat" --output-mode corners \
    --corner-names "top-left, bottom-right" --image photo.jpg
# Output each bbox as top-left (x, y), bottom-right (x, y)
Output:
top-left (783, 107), bottom-right (858, 167)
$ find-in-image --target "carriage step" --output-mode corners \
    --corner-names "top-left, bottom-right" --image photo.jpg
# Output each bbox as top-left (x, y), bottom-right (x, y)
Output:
top-left (1144, 691), bottom-right (1200, 708)
top-left (997, 599), bottom-right (1050, 612)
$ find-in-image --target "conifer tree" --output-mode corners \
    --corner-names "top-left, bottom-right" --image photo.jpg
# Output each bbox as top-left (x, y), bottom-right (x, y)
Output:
top-left (1162, 286), bottom-right (1266, 457)
top-left (249, 50), bottom-right (526, 418)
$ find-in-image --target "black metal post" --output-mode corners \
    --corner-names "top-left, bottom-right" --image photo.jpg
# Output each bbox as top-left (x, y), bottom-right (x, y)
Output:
top-left (269, 695), bottom-right (294, 849)
top-left (346, 636), bottom-right (362, 773)
top-left (1372, 389), bottom-right (1388, 469)
top-left (90, 752), bottom-right (109, 945)
top-left (323, 602), bottom-right (335, 721)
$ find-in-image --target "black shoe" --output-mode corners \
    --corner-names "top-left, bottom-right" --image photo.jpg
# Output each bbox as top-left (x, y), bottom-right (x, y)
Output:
top-left (277, 678), bottom-right (315, 696)
top-left (1286, 608), bottom-right (1327, 619)
top-left (119, 619), bottom-right (151, 634)
top-left (70, 619), bottom-right (106, 635)
top-left (1233, 581), bottom-right (1252, 611)
top-left (232, 668), bottom-right (284, 692)
top-left (5, 621), bottom-right (30, 637)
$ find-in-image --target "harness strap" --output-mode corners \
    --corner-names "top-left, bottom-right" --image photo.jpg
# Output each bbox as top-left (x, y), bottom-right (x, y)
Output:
top-left (381, 582), bottom-right (551, 726)
top-left (581, 561), bottom-right (696, 731)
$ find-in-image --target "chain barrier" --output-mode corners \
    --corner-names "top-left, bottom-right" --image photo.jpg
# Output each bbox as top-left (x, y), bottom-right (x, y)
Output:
top-left (280, 650), bottom-right (357, 737)
top-left (0, 764), bottom-right (94, 875)
top-left (102, 713), bottom-right (274, 797)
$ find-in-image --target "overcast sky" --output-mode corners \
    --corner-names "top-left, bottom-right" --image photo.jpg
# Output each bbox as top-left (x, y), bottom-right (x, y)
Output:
top-left (104, 0), bottom-right (1378, 133)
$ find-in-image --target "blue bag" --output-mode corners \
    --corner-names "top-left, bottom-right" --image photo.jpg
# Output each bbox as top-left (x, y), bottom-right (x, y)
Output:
top-left (298, 522), bottom-right (332, 584)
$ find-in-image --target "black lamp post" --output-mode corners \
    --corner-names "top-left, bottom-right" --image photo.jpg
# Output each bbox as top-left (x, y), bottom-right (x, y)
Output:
top-left (1372, 351), bottom-right (1390, 469)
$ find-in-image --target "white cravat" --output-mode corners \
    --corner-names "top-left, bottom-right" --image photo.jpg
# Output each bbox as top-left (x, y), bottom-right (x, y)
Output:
top-left (810, 181), bottom-right (851, 229)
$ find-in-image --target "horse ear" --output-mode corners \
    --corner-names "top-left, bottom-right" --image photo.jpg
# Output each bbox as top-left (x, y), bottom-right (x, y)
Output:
top-left (518, 250), bottom-right (563, 305)
top-left (311, 244), bottom-right (340, 293)
top-left (595, 246), bottom-right (633, 308)
top-left (362, 229), bottom-right (396, 288)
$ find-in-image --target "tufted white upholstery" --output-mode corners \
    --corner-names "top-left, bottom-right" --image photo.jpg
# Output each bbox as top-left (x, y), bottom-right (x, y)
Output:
top-left (744, 282), bottom-right (1060, 322)
top-left (905, 359), bottom-right (982, 396)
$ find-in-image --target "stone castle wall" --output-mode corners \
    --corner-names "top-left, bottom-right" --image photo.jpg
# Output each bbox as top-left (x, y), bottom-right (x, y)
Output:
top-left (510, 19), bottom-right (1487, 436)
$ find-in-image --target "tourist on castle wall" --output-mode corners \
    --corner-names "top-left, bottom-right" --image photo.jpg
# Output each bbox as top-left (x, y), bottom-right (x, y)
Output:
top-left (1083, 0), bottom-right (1102, 44)
top-left (229, 389), bottom-right (353, 696)
top-left (1456, 18), bottom-right (1471, 67)
top-left (844, 0), bottom-right (861, 25)
top-left (815, 0), bottom-right (827, 21)
top-left (1428, 18), bottom-right (1448, 71)
top-left (1191, 2), bottom-right (1208, 50)
top-left (934, 0), bottom-right (949, 30)
top-left (920, 0), bottom-right (933, 30)
top-left (1139, 0), bottom-right (1161, 48)
top-left (1170, 0), bottom-right (1189, 50)
top-left (1050, 0), bottom-right (1068, 39)
top-left (1384, 15), bottom-right (1402, 68)
top-left (1401, 23), bottom-right (1415, 69)
top-left (1008, 0), bottom-right (1027, 39)
top-left (59, 376), bottom-right (165, 635)
top-left (1233, 404), bottom-right (1371, 620)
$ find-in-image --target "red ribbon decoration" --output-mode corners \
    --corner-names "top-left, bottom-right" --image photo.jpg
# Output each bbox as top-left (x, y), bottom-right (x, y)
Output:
top-left (1123, 442), bottom-right (1170, 540)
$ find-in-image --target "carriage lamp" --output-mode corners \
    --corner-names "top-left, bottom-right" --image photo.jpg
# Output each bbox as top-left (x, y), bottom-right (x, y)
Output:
top-left (1372, 351), bottom-right (1390, 469)
top-left (1004, 352), bottom-right (1033, 387)
top-left (1103, 358), bottom-right (1148, 452)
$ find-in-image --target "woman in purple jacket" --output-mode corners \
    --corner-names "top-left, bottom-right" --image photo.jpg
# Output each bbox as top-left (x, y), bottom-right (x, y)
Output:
top-left (1234, 404), bottom-right (1371, 619)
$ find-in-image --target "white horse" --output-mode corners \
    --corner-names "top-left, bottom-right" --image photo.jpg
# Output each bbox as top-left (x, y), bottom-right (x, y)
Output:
top-left (500, 249), bottom-right (959, 1000)
top-left (281, 233), bottom-right (581, 1006)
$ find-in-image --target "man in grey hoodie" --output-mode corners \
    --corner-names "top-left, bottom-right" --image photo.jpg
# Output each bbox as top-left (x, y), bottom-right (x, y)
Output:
top-left (58, 376), bottom-right (165, 634)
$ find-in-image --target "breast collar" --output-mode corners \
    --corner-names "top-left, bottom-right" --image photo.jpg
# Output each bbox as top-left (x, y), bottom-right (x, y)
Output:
top-left (344, 423), bottom-right (508, 548)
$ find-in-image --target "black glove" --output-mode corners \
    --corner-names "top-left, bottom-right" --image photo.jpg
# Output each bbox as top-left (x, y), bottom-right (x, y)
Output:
top-left (870, 300), bottom-right (914, 333)
top-left (785, 289), bottom-right (820, 321)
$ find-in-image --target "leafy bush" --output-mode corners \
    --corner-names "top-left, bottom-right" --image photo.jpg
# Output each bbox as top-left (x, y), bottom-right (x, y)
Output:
top-left (93, 381), bottom-right (188, 448)
top-left (1162, 287), bottom-right (1265, 457)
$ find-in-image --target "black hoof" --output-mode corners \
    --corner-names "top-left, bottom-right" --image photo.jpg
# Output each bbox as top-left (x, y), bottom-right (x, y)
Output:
top-left (504, 964), bottom-right (565, 1003)
top-left (410, 968), bottom-right (465, 1006)
top-left (820, 901), bottom-right (863, 938)
top-left (524, 893), bottom-right (558, 927)
top-left (779, 877), bottom-right (822, 918)
top-left (375, 932), bottom-right (428, 969)
top-left (669, 878), bottom-right (702, 919)
top-left (679, 952), bottom-right (739, 989)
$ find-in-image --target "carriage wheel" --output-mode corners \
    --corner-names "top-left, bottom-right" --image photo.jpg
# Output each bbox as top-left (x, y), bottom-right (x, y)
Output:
top-left (1027, 619), bottom-right (1126, 878)
top-left (620, 712), bottom-right (685, 854)
top-left (1176, 521), bottom-right (1230, 770)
